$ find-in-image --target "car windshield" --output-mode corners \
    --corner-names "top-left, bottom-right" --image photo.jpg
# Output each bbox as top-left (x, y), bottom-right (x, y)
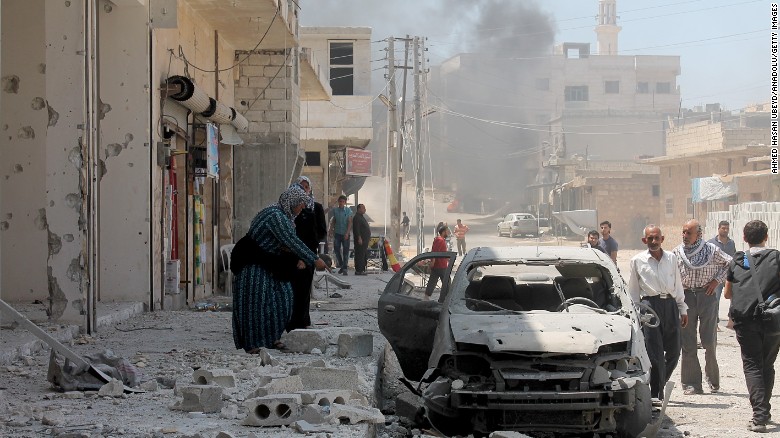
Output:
top-left (450, 260), bottom-right (625, 314)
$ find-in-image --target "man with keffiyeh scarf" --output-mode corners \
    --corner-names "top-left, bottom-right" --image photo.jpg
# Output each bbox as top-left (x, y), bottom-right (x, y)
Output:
top-left (673, 219), bottom-right (732, 396)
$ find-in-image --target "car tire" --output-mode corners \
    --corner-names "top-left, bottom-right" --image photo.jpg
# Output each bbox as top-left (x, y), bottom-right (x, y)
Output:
top-left (427, 409), bottom-right (470, 437)
top-left (615, 382), bottom-right (652, 438)
top-left (497, 227), bottom-right (502, 237)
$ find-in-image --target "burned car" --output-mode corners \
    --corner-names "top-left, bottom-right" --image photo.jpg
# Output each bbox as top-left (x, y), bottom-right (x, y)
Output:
top-left (378, 246), bottom-right (658, 437)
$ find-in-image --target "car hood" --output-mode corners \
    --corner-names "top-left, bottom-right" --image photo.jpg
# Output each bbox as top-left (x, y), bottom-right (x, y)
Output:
top-left (450, 312), bottom-right (633, 354)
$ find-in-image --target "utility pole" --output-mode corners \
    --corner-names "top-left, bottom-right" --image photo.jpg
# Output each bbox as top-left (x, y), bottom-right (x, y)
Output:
top-left (397, 36), bottom-right (410, 247)
top-left (386, 37), bottom-right (401, 253)
top-left (413, 36), bottom-right (425, 254)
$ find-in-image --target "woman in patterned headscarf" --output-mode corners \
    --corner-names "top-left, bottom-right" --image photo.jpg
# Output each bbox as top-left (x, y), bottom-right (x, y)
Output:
top-left (287, 176), bottom-right (328, 331)
top-left (232, 185), bottom-right (328, 353)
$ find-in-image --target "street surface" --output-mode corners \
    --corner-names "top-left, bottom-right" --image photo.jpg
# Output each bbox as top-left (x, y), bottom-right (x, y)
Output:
top-left (1, 189), bottom-right (776, 437)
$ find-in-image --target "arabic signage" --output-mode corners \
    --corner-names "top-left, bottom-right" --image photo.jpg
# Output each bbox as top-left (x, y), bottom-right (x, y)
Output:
top-left (345, 148), bottom-right (372, 176)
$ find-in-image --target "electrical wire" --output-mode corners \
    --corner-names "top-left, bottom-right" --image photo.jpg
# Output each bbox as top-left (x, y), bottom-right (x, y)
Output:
top-left (171, 8), bottom-right (279, 75)
top-left (243, 49), bottom-right (292, 112)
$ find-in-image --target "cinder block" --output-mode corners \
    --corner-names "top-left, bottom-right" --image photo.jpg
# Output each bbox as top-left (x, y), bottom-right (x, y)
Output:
top-left (326, 404), bottom-right (385, 424)
top-left (298, 389), bottom-right (350, 406)
top-left (170, 385), bottom-right (224, 413)
top-left (395, 391), bottom-right (421, 422)
top-left (248, 375), bottom-right (303, 398)
top-left (337, 332), bottom-right (373, 358)
top-left (243, 394), bottom-right (303, 427)
top-left (323, 327), bottom-right (365, 344)
top-left (192, 368), bottom-right (236, 388)
top-left (280, 329), bottom-right (329, 353)
top-left (292, 366), bottom-right (360, 392)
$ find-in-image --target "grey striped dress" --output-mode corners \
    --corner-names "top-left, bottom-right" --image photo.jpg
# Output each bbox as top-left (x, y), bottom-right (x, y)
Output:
top-left (232, 205), bottom-right (317, 351)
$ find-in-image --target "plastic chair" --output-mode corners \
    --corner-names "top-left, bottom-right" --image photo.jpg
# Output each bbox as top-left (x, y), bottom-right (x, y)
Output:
top-left (220, 244), bottom-right (235, 296)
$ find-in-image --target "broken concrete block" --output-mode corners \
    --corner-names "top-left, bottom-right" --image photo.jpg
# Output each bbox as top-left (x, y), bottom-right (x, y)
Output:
top-left (301, 404), bottom-right (327, 424)
top-left (192, 368), bottom-right (236, 388)
top-left (323, 327), bottom-right (365, 344)
top-left (305, 359), bottom-right (327, 368)
top-left (298, 389), bottom-right (350, 406)
top-left (41, 411), bottom-right (64, 426)
top-left (170, 385), bottom-right (224, 413)
top-left (395, 391), bottom-right (421, 422)
top-left (292, 366), bottom-right (360, 392)
top-left (281, 329), bottom-right (329, 353)
top-left (337, 332), bottom-right (373, 358)
top-left (97, 379), bottom-right (124, 398)
top-left (248, 375), bottom-right (304, 398)
top-left (348, 390), bottom-right (369, 407)
top-left (215, 432), bottom-right (237, 438)
top-left (220, 404), bottom-right (241, 420)
top-left (140, 380), bottom-right (159, 392)
top-left (243, 394), bottom-right (303, 427)
top-left (291, 419), bottom-right (335, 433)
top-left (326, 404), bottom-right (384, 424)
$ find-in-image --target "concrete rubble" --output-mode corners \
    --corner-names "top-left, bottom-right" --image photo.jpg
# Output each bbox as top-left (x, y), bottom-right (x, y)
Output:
top-left (0, 273), bottom-right (420, 437)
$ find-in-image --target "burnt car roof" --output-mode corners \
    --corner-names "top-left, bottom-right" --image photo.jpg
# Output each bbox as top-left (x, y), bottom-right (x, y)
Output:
top-left (468, 246), bottom-right (611, 263)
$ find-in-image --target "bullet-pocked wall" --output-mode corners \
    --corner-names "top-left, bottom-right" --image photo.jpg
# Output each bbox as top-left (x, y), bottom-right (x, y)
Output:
top-left (0, 0), bottom-right (49, 305)
top-left (1, 0), bottom-right (88, 323)
top-left (97, 0), bottom-right (152, 305)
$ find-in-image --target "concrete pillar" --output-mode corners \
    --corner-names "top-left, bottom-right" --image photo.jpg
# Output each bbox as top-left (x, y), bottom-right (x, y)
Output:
top-left (233, 49), bottom-right (302, 237)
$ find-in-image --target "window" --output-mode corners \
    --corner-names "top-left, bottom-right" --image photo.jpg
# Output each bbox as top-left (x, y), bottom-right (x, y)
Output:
top-left (637, 82), bottom-right (649, 94)
top-left (535, 78), bottom-right (550, 91)
top-left (564, 86), bottom-right (589, 102)
top-left (665, 198), bottom-right (673, 215)
top-left (304, 151), bottom-right (321, 167)
top-left (686, 198), bottom-right (694, 216)
top-left (329, 42), bottom-right (354, 95)
top-left (656, 82), bottom-right (671, 94)
top-left (652, 185), bottom-right (660, 196)
top-left (605, 80), bottom-right (620, 94)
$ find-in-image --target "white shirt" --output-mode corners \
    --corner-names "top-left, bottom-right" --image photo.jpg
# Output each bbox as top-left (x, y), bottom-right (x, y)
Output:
top-left (628, 249), bottom-right (688, 316)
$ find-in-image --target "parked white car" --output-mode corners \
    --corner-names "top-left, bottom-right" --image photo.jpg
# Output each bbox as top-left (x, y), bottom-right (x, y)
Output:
top-left (497, 213), bottom-right (538, 237)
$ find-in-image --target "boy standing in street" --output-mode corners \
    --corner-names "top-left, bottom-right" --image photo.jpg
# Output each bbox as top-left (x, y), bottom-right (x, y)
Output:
top-left (454, 219), bottom-right (470, 256)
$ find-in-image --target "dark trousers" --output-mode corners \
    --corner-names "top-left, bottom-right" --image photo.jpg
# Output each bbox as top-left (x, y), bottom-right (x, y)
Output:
top-left (642, 295), bottom-right (681, 399)
top-left (287, 265), bottom-right (315, 331)
top-left (333, 233), bottom-right (350, 271)
top-left (354, 239), bottom-right (369, 273)
top-left (681, 288), bottom-right (719, 390)
top-left (734, 318), bottom-right (780, 424)
top-left (425, 267), bottom-right (450, 302)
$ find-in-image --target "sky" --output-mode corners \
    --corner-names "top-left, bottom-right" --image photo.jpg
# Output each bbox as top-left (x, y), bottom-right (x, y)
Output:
top-left (300, 0), bottom-right (768, 111)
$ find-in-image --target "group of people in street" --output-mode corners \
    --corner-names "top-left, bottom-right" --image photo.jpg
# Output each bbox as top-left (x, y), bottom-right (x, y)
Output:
top-left (626, 219), bottom-right (779, 433)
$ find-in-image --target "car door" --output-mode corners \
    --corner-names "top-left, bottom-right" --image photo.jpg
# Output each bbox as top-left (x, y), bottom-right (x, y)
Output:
top-left (499, 214), bottom-right (512, 235)
top-left (378, 251), bottom-right (457, 381)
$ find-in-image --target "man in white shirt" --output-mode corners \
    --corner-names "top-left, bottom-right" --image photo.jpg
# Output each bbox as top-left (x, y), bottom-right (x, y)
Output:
top-left (628, 225), bottom-right (689, 403)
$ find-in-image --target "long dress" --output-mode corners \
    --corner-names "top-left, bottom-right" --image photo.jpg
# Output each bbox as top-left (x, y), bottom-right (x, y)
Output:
top-left (232, 205), bottom-right (317, 351)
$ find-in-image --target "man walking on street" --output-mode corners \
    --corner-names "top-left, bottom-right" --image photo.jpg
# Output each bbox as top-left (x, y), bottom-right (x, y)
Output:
top-left (454, 219), bottom-right (470, 256)
top-left (401, 212), bottom-right (411, 242)
top-left (330, 195), bottom-right (353, 275)
top-left (599, 221), bottom-right (619, 264)
top-left (425, 224), bottom-right (451, 302)
top-left (628, 225), bottom-right (689, 403)
top-left (674, 219), bottom-right (732, 395)
top-left (724, 220), bottom-right (780, 433)
top-left (352, 204), bottom-right (371, 276)
top-left (708, 220), bottom-right (737, 321)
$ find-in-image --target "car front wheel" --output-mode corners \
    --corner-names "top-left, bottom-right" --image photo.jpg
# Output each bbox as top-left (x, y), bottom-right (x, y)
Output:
top-left (615, 382), bottom-right (652, 438)
top-left (497, 227), bottom-right (502, 237)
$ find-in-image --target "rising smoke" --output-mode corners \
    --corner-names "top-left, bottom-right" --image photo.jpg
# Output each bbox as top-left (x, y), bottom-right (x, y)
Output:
top-left (303, 0), bottom-right (556, 213)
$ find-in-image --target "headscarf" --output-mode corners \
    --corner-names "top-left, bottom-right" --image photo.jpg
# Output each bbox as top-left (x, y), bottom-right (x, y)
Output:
top-left (293, 176), bottom-right (315, 209)
top-left (679, 238), bottom-right (715, 268)
top-left (276, 185), bottom-right (310, 221)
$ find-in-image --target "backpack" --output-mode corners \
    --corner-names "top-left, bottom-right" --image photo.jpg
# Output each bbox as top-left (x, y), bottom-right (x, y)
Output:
top-left (728, 249), bottom-right (780, 321)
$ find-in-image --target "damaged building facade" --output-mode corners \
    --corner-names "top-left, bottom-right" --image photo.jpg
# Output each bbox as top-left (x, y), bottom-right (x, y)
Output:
top-left (0, 0), bottom-right (372, 328)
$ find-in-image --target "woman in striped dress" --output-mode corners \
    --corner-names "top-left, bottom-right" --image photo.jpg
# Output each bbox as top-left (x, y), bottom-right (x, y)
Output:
top-left (232, 186), bottom-right (328, 353)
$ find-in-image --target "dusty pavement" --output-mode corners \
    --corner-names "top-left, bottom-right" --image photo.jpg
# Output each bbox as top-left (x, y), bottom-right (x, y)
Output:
top-left (1, 247), bottom-right (779, 437)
